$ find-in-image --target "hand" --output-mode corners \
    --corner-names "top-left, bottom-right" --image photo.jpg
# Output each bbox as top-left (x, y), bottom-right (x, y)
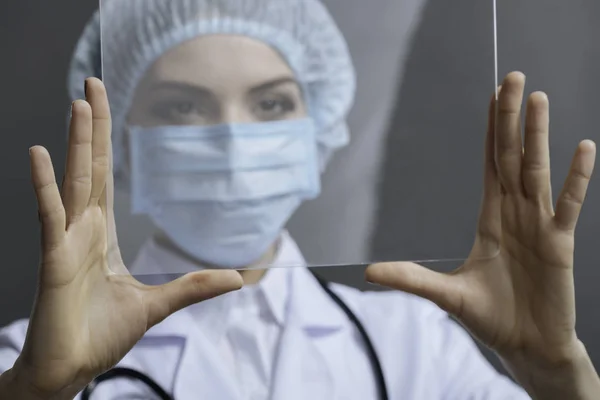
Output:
top-left (366, 72), bottom-right (596, 370)
top-left (9, 78), bottom-right (243, 398)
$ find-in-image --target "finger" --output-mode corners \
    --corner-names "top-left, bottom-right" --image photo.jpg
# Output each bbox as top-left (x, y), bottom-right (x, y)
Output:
top-left (554, 140), bottom-right (596, 231)
top-left (495, 72), bottom-right (526, 194)
top-left (86, 78), bottom-right (112, 206)
top-left (63, 100), bottom-right (93, 226)
top-left (98, 150), bottom-right (122, 267)
top-left (476, 90), bottom-right (502, 249)
top-left (522, 92), bottom-right (552, 205)
top-left (366, 263), bottom-right (465, 318)
top-left (144, 270), bottom-right (244, 327)
top-left (30, 146), bottom-right (66, 251)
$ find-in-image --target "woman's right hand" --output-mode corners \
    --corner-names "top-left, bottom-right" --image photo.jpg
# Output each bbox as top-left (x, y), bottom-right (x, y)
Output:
top-left (2, 78), bottom-right (243, 399)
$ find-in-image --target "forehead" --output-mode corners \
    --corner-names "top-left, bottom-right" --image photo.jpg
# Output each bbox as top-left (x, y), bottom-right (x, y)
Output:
top-left (144, 34), bottom-right (296, 89)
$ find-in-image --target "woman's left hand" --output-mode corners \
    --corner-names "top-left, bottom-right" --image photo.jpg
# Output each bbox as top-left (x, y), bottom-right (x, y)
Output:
top-left (366, 72), bottom-right (597, 382)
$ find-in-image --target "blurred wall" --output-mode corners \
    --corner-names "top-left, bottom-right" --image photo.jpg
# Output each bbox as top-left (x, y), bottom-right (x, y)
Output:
top-left (0, 0), bottom-right (597, 376)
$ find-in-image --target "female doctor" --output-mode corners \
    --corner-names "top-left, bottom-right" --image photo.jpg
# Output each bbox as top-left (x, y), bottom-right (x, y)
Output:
top-left (1, 0), bottom-right (600, 399)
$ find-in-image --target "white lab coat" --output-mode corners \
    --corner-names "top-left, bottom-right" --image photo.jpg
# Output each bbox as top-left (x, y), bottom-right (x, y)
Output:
top-left (0, 233), bottom-right (530, 399)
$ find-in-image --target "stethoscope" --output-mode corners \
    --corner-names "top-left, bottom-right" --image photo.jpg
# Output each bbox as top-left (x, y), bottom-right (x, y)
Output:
top-left (82, 271), bottom-right (389, 400)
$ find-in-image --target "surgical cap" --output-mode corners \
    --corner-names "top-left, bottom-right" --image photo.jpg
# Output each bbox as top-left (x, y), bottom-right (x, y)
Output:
top-left (67, 0), bottom-right (356, 179)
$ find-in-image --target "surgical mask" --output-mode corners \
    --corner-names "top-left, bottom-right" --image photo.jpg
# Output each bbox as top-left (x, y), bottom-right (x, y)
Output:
top-left (128, 118), bottom-right (320, 268)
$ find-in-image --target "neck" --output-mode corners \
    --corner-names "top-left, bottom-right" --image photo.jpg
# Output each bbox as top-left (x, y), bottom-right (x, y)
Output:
top-left (239, 268), bottom-right (268, 285)
top-left (238, 242), bottom-right (278, 284)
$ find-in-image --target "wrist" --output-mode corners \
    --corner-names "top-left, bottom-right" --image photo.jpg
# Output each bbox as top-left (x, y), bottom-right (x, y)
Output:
top-left (502, 339), bottom-right (600, 400)
top-left (0, 368), bottom-right (46, 400)
top-left (0, 362), bottom-right (82, 400)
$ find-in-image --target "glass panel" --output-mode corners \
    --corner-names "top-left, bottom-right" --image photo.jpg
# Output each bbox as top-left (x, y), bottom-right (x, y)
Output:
top-left (95, 0), bottom-right (500, 275)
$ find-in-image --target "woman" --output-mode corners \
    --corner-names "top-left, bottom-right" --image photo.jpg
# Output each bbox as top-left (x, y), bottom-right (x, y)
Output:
top-left (1, 0), bottom-right (599, 399)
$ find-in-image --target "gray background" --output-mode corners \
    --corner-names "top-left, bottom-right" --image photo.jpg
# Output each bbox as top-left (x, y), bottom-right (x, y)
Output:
top-left (0, 0), bottom-right (598, 379)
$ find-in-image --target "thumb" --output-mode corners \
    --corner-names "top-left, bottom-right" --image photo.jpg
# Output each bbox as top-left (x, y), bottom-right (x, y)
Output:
top-left (366, 262), bottom-right (464, 317)
top-left (144, 270), bottom-right (244, 327)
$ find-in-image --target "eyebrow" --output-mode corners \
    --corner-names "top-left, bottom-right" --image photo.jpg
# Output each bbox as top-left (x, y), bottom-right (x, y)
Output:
top-left (148, 76), bottom-right (300, 96)
top-left (249, 77), bottom-right (299, 93)
top-left (148, 81), bottom-right (213, 97)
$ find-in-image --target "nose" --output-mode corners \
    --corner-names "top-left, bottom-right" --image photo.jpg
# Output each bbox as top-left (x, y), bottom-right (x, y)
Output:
top-left (220, 100), bottom-right (256, 124)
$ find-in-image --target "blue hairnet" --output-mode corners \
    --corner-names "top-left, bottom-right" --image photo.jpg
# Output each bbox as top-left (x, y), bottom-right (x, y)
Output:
top-left (67, 0), bottom-right (356, 178)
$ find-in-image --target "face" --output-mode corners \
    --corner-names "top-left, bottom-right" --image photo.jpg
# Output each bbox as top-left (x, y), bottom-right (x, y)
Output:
top-left (128, 34), bottom-right (307, 127)
top-left (122, 35), bottom-right (313, 270)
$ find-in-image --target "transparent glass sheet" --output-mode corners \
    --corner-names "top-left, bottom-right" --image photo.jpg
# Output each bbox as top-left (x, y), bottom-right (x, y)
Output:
top-left (98, 0), bottom-right (501, 275)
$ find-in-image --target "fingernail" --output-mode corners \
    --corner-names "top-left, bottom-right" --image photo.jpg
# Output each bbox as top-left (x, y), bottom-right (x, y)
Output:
top-left (582, 139), bottom-right (596, 150)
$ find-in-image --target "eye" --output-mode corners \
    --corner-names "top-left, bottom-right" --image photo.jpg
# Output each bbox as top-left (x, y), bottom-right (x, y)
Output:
top-left (150, 99), bottom-right (210, 124)
top-left (169, 101), bottom-right (195, 115)
top-left (260, 99), bottom-right (282, 112)
top-left (253, 95), bottom-right (297, 121)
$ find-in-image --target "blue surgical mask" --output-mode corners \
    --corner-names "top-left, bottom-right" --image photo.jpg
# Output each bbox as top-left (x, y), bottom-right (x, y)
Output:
top-left (128, 118), bottom-right (320, 268)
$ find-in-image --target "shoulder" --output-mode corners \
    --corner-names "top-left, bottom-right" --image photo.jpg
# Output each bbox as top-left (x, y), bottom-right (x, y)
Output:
top-left (328, 284), bottom-right (529, 398)
top-left (0, 319), bottom-right (29, 373)
top-left (329, 282), bottom-right (447, 329)
top-left (0, 319), bottom-right (28, 350)
top-left (327, 283), bottom-right (466, 363)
